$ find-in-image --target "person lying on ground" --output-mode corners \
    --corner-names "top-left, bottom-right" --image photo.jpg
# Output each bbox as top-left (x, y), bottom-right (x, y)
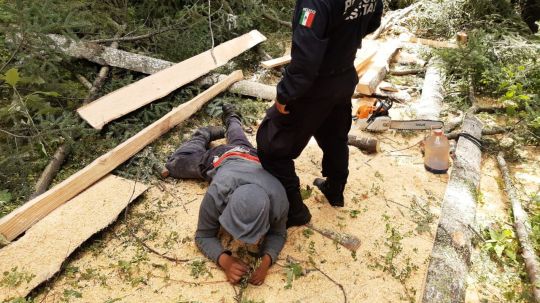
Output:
top-left (166, 104), bottom-right (288, 285)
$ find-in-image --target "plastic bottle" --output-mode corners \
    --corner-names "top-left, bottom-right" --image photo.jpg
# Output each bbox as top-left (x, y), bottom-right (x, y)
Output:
top-left (424, 129), bottom-right (450, 174)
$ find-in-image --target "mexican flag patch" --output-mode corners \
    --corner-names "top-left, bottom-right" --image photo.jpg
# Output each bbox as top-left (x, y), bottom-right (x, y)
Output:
top-left (300, 8), bottom-right (316, 28)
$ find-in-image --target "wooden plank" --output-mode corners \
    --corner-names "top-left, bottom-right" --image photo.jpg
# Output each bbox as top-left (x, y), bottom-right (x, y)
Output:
top-left (261, 55), bottom-right (291, 69)
top-left (421, 114), bottom-right (483, 303)
top-left (354, 41), bottom-right (378, 74)
top-left (0, 175), bottom-right (148, 301)
top-left (77, 31), bottom-right (265, 129)
top-left (356, 40), bottom-right (401, 95)
top-left (0, 71), bottom-right (244, 241)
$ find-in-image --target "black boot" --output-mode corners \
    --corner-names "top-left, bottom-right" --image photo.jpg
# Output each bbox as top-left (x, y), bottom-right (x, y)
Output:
top-left (286, 190), bottom-right (312, 228)
top-left (193, 126), bottom-right (225, 143)
top-left (313, 178), bottom-right (345, 207)
top-left (222, 103), bottom-right (242, 126)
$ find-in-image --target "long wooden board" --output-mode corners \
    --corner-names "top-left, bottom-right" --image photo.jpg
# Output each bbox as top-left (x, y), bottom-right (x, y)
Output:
top-left (77, 31), bottom-right (265, 129)
top-left (0, 175), bottom-right (148, 301)
top-left (356, 40), bottom-right (401, 95)
top-left (0, 71), bottom-right (244, 241)
top-left (354, 41), bottom-right (378, 74)
top-left (261, 55), bottom-right (291, 69)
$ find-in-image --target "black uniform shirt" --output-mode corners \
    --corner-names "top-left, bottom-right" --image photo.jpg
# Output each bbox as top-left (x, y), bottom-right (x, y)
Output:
top-left (277, 0), bottom-right (383, 104)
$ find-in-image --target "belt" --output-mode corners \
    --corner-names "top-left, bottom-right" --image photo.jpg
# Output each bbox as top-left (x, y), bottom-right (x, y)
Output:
top-left (213, 151), bottom-right (260, 168)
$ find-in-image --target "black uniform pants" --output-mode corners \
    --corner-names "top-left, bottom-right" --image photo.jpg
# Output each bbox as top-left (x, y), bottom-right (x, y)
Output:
top-left (166, 118), bottom-right (256, 181)
top-left (256, 96), bottom-right (353, 194)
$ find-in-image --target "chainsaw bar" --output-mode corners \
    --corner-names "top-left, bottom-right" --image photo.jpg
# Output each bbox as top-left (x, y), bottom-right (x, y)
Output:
top-left (389, 120), bottom-right (444, 130)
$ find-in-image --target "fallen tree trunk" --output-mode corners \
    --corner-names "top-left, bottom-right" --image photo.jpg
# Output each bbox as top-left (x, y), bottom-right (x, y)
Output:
top-left (497, 153), bottom-right (540, 302)
top-left (412, 58), bottom-right (445, 120)
top-left (30, 144), bottom-right (71, 200)
top-left (0, 71), bottom-right (243, 241)
top-left (422, 114), bottom-right (483, 303)
top-left (45, 34), bottom-right (275, 101)
top-left (348, 135), bottom-right (380, 154)
top-left (366, 2), bottom-right (421, 40)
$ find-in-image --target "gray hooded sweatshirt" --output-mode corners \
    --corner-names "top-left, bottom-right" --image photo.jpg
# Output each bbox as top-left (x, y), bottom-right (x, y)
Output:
top-left (195, 157), bottom-right (289, 263)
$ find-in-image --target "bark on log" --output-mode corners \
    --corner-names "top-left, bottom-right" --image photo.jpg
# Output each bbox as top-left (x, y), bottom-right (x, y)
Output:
top-left (412, 58), bottom-right (445, 120)
top-left (422, 114), bottom-right (483, 303)
top-left (366, 2), bottom-right (421, 40)
top-left (47, 34), bottom-right (276, 100)
top-left (30, 144), bottom-right (70, 200)
top-left (389, 68), bottom-right (424, 76)
top-left (84, 28), bottom-right (124, 104)
top-left (348, 135), bottom-right (380, 154)
top-left (497, 153), bottom-right (540, 302)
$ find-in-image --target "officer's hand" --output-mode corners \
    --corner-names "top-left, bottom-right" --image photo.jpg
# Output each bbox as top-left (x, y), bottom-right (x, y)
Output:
top-left (218, 253), bottom-right (248, 284)
top-left (274, 101), bottom-right (290, 115)
top-left (249, 254), bottom-right (272, 286)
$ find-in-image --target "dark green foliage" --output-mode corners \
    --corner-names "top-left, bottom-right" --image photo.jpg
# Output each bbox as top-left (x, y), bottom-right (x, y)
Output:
top-left (0, 0), bottom-right (292, 216)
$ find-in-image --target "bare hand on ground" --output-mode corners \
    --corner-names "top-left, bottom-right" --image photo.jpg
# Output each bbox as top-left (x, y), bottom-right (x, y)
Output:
top-left (218, 253), bottom-right (248, 284)
top-left (249, 254), bottom-right (272, 286)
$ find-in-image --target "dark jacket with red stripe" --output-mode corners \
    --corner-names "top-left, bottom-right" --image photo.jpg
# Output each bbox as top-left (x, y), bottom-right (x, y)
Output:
top-left (277, 0), bottom-right (383, 104)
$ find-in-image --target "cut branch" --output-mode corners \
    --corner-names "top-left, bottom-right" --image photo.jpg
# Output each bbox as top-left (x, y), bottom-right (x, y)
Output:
top-left (366, 3), bottom-right (421, 40)
top-left (446, 126), bottom-right (509, 140)
top-left (497, 153), bottom-right (540, 302)
top-left (30, 144), bottom-right (71, 199)
top-left (262, 12), bottom-right (292, 28)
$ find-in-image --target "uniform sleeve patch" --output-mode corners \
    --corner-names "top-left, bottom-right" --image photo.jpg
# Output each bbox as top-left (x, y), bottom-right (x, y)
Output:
top-left (299, 8), bottom-right (316, 28)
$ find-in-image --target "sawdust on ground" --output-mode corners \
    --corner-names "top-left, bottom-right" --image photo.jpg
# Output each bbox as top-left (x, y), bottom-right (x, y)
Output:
top-left (31, 122), bottom-right (450, 303)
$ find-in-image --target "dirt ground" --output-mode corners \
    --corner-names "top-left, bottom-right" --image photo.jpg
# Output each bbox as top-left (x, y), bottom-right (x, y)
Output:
top-left (33, 117), bottom-right (450, 303)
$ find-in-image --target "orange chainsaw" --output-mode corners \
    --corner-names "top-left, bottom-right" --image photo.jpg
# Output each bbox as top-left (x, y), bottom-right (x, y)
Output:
top-left (355, 98), bottom-right (444, 132)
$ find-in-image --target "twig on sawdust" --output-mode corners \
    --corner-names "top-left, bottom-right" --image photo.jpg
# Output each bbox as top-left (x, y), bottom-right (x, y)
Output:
top-left (284, 256), bottom-right (348, 303)
top-left (123, 166), bottom-right (190, 263)
top-left (149, 273), bottom-right (228, 285)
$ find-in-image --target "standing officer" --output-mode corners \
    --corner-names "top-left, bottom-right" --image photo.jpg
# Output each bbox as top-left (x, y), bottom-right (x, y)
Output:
top-left (257, 0), bottom-right (383, 227)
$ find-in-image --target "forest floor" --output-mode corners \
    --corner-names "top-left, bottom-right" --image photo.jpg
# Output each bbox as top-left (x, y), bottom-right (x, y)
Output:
top-left (26, 47), bottom-right (539, 302)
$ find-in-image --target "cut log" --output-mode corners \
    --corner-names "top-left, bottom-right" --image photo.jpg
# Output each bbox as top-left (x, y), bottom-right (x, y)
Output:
top-left (348, 135), bottom-right (380, 154)
top-left (194, 74), bottom-right (276, 101)
top-left (45, 34), bottom-right (275, 100)
top-left (408, 37), bottom-right (458, 49)
top-left (356, 40), bottom-right (401, 95)
top-left (457, 32), bottom-right (468, 45)
top-left (76, 31), bottom-right (265, 129)
top-left (412, 58), bottom-right (445, 120)
top-left (261, 55), bottom-right (291, 69)
top-left (0, 71), bottom-right (243, 241)
top-left (366, 2), bottom-right (421, 40)
top-left (47, 34), bottom-right (174, 75)
top-left (30, 144), bottom-right (70, 199)
top-left (75, 74), bottom-right (93, 89)
top-left (421, 114), bottom-right (483, 303)
top-left (497, 153), bottom-right (540, 302)
top-left (0, 175), bottom-right (148, 301)
top-left (389, 68), bottom-right (424, 76)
